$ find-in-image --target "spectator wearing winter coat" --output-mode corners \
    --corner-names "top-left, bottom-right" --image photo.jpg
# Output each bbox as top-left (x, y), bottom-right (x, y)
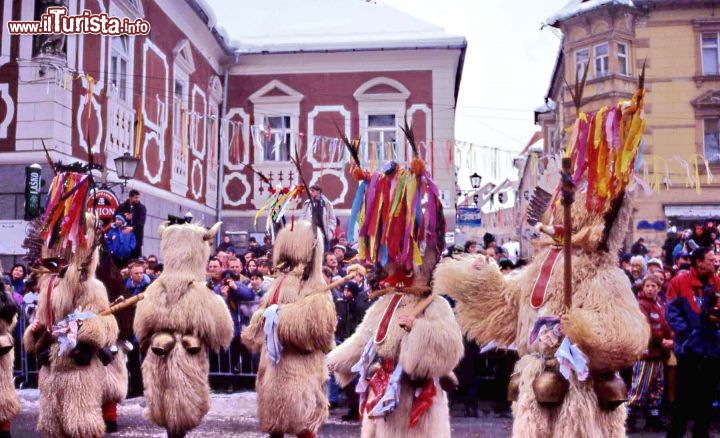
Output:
top-left (627, 274), bottom-right (674, 432)
top-left (300, 185), bottom-right (336, 250)
top-left (114, 189), bottom-right (146, 259)
top-left (125, 262), bottom-right (152, 296)
top-left (631, 237), bottom-right (649, 256)
top-left (216, 235), bottom-right (235, 253)
top-left (662, 228), bottom-right (680, 269)
top-left (5, 264), bottom-right (26, 307)
top-left (628, 255), bottom-right (647, 295)
top-left (217, 271), bottom-right (253, 337)
top-left (105, 215), bottom-right (137, 267)
top-left (665, 247), bottom-right (720, 437)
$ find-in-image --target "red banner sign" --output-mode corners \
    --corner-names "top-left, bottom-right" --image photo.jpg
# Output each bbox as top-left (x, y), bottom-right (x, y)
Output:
top-left (86, 189), bottom-right (119, 221)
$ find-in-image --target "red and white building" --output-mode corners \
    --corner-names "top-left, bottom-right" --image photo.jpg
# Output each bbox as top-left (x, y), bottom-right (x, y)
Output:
top-left (0, 0), bottom-right (466, 257)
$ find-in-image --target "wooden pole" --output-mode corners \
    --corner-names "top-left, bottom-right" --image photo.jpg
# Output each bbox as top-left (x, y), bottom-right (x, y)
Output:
top-left (561, 157), bottom-right (575, 310)
top-left (99, 293), bottom-right (145, 316)
top-left (399, 293), bottom-right (436, 331)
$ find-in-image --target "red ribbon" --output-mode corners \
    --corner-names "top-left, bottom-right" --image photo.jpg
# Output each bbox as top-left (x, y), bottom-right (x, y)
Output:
top-left (362, 359), bottom-right (394, 415)
top-left (270, 276), bottom-right (287, 305)
top-left (375, 294), bottom-right (403, 344)
top-left (409, 379), bottom-right (437, 428)
top-left (530, 248), bottom-right (562, 309)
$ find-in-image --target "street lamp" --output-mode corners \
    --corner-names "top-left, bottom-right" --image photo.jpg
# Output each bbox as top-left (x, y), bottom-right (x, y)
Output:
top-left (470, 172), bottom-right (482, 189)
top-left (104, 152), bottom-right (139, 193)
top-left (457, 172), bottom-right (483, 207)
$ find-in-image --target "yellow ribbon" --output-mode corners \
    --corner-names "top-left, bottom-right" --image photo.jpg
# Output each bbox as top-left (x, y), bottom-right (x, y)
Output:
top-left (86, 75), bottom-right (95, 121)
top-left (134, 108), bottom-right (143, 157)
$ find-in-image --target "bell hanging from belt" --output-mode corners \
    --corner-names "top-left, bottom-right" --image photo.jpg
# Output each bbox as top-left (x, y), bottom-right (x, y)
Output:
top-left (181, 334), bottom-right (202, 354)
top-left (532, 357), bottom-right (569, 406)
top-left (0, 333), bottom-right (14, 356)
top-left (150, 331), bottom-right (176, 356)
top-left (507, 372), bottom-right (521, 402)
top-left (592, 371), bottom-right (627, 410)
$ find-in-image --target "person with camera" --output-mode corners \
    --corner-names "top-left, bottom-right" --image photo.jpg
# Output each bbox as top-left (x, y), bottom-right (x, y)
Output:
top-left (217, 260), bottom-right (253, 376)
top-left (665, 247), bottom-right (720, 437)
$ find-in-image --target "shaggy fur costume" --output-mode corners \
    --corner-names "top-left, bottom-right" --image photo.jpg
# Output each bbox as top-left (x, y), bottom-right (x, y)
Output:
top-left (242, 220), bottom-right (336, 437)
top-left (23, 213), bottom-right (121, 438)
top-left (327, 291), bottom-right (463, 438)
top-left (0, 291), bottom-right (20, 435)
top-left (96, 251), bottom-right (130, 428)
top-left (438, 193), bottom-right (650, 438)
top-left (133, 221), bottom-right (233, 438)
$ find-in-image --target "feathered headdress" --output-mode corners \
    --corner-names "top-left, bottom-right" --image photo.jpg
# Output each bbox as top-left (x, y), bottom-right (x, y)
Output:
top-left (343, 120), bottom-right (445, 273)
top-left (535, 65), bottom-right (647, 251)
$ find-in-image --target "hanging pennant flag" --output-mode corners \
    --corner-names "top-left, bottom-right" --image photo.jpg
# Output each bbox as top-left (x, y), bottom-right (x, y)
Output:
top-left (180, 105), bottom-right (187, 159)
top-left (232, 120), bottom-right (241, 163)
top-left (208, 115), bottom-right (216, 166)
top-left (188, 111), bottom-right (197, 152)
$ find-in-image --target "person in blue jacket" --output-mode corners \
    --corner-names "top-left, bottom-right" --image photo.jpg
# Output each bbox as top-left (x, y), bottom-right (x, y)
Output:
top-left (105, 214), bottom-right (136, 268)
top-left (665, 246), bottom-right (720, 438)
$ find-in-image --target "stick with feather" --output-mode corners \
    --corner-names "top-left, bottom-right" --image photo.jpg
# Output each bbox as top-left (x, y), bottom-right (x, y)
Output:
top-left (40, 139), bottom-right (58, 176)
top-left (598, 60), bottom-right (645, 252)
top-left (334, 120), bottom-right (368, 182)
top-left (244, 163), bottom-right (272, 187)
top-left (400, 115), bottom-right (425, 175)
top-left (564, 56), bottom-right (591, 118)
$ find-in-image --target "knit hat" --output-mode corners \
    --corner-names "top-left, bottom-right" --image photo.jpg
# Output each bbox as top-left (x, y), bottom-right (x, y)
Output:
top-left (343, 281), bottom-right (361, 297)
top-left (114, 215), bottom-right (126, 225)
top-left (675, 251), bottom-right (690, 261)
top-left (647, 258), bottom-right (663, 270)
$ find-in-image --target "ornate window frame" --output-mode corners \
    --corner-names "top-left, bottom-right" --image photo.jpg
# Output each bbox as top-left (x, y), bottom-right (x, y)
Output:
top-left (354, 77), bottom-right (410, 166)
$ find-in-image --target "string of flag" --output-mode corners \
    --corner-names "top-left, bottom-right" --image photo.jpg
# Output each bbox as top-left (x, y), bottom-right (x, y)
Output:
top-left (18, 59), bottom-right (720, 191)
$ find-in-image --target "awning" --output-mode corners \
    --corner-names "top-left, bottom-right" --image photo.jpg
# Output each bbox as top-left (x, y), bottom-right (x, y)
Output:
top-left (664, 204), bottom-right (720, 218)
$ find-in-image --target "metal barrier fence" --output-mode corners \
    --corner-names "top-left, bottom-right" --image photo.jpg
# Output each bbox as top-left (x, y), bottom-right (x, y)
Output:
top-left (12, 303), bottom-right (259, 389)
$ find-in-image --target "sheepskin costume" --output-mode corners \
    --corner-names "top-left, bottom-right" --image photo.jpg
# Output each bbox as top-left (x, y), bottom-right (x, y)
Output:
top-left (242, 220), bottom-right (336, 437)
top-left (95, 250), bottom-right (131, 431)
top-left (439, 80), bottom-right (653, 438)
top-left (326, 228), bottom-right (463, 438)
top-left (133, 220), bottom-right (233, 438)
top-left (0, 291), bottom-right (20, 437)
top-left (23, 213), bottom-right (121, 438)
top-left (438, 191), bottom-right (649, 438)
top-left (327, 292), bottom-right (463, 437)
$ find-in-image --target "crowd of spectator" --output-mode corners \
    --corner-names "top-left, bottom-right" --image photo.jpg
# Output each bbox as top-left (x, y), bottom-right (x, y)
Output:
top-left (6, 183), bottom-right (720, 433)
top-left (621, 221), bottom-right (720, 435)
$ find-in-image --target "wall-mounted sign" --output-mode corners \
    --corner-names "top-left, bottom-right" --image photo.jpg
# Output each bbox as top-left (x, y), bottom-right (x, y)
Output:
top-left (0, 220), bottom-right (29, 255)
top-left (445, 232), bottom-right (455, 245)
top-left (457, 207), bottom-right (482, 227)
top-left (24, 165), bottom-right (42, 221)
top-left (86, 189), bottom-right (119, 221)
top-left (664, 204), bottom-right (719, 218)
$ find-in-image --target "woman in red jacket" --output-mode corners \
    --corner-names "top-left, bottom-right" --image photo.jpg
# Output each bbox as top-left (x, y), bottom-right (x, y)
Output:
top-left (627, 274), bottom-right (674, 432)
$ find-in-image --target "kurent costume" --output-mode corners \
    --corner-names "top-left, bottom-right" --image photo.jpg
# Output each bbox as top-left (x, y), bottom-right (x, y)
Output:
top-left (22, 171), bottom-right (123, 438)
top-left (438, 84), bottom-right (651, 437)
top-left (327, 138), bottom-right (464, 438)
top-left (242, 220), bottom-right (336, 438)
top-left (96, 249), bottom-right (135, 408)
top-left (0, 290), bottom-right (20, 438)
top-left (133, 218), bottom-right (233, 438)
